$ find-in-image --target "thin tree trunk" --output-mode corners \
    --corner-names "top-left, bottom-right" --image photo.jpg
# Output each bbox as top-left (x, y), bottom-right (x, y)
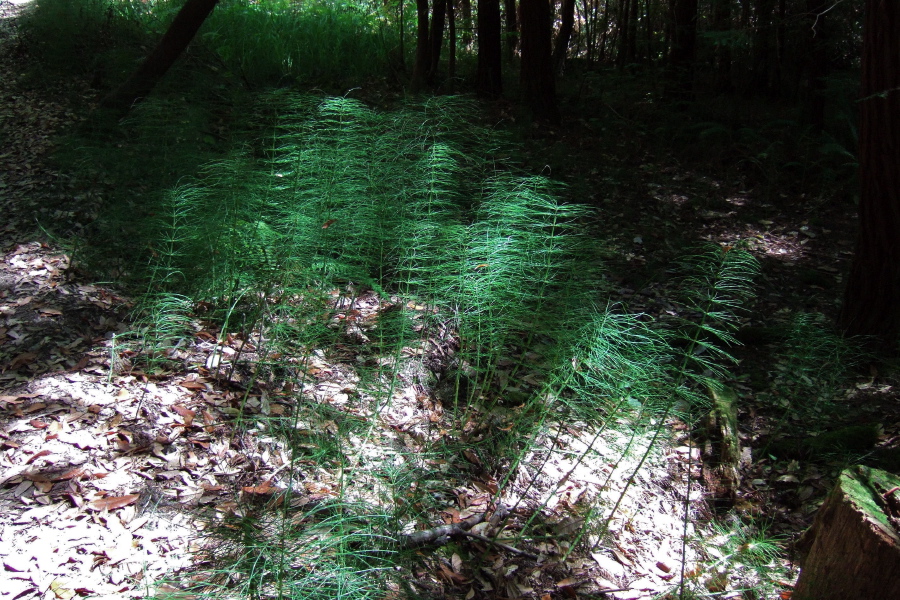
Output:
top-left (461, 0), bottom-right (474, 45)
top-left (617, 0), bottom-right (630, 66)
top-left (448, 0), bottom-right (457, 78)
top-left (411, 0), bottom-right (431, 90)
top-left (100, 0), bottom-right (219, 115)
top-left (751, 0), bottom-right (775, 93)
top-left (666, 0), bottom-right (697, 99)
top-left (804, 0), bottom-right (829, 129)
top-left (519, 0), bottom-right (560, 122)
top-left (553, 0), bottom-right (576, 73)
top-left (711, 0), bottom-right (732, 92)
top-left (428, 0), bottom-right (449, 80)
top-left (838, 0), bottom-right (900, 345)
top-left (477, 0), bottom-right (503, 96)
top-left (626, 0), bottom-right (638, 62)
top-left (505, 0), bottom-right (518, 60)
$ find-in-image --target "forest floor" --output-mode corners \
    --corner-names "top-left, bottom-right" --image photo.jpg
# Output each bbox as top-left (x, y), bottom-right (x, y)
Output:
top-left (3, 2), bottom-right (900, 599)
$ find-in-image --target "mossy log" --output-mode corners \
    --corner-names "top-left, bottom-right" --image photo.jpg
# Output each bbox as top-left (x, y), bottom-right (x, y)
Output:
top-left (793, 465), bottom-right (900, 600)
top-left (701, 384), bottom-right (742, 505)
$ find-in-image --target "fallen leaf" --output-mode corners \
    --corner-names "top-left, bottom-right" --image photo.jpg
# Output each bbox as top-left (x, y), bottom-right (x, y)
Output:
top-left (26, 450), bottom-right (52, 464)
top-left (49, 579), bottom-right (75, 599)
top-left (242, 478), bottom-right (274, 495)
top-left (9, 352), bottom-right (38, 370)
top-left (172, 404), bottom-right (195, 426)
top-left (87, 494), bottom-right (140, 511)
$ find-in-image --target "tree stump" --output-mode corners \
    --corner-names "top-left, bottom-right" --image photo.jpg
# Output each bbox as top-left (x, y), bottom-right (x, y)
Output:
top-left (701, 384), bottom-right (742, 507)
top-left (793, 465), bottom-right (900, 600)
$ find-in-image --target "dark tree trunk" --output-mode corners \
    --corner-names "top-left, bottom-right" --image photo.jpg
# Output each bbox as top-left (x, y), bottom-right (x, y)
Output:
top-left (552, 0), bottom-right (576, 73)
top-left (519, 0), bottom-right (560, 122)
top-left (461, 0), bottom-right (474, 45)
top-left (626, 0), bottom-right (638, 62)
top-left (100, 0), bottom-right (219, 115)
top-left (711, 0), bottom-right (732, 92)
top-left (616, 0), bottom-right (631, 67)
top-left (838, 0), bottom-right (900, 345)
top-left (504, 0), bottom-right (518, 60)
top-left (804, 0), bottom-right (830, 130)
top-left (774, 0), bottom-right (785, 88)
top-left (595, 0), bottom-right (613, 63)
top-left (448, 0), bottom-right (457, 78)
top-left (428, 0), bottom-right (449, 80)
top-left (751, 0), bottom-right (775, 93)
top-left (666, 0), bottom-right (697, 99)
top-left (412, 0), bottom-right (432, 90)
top-left (477, 0), bottom-right (504, 97)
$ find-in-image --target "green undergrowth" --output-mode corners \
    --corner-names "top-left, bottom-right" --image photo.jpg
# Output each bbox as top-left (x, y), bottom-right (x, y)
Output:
top-left (22, 0), bottom-right (398, 93)
top-left (65, 92), bottom-right (769, 598)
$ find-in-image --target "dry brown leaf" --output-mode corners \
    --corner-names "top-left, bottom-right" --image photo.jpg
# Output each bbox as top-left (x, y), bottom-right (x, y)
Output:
top-left (243, 478), bottom-right (275, 495)
top-left (87, 494), bottom-right (140, 511)
top-left (173, 404), bottom-right (195, 426)
top-left (55, 467), bottom-right (86, 481)
top-left (9, 352), bottom-right (37, 369)
top-left (179, 380), bottom-right (207, 390)
top-left (25, 450), bottom-right (51, 464)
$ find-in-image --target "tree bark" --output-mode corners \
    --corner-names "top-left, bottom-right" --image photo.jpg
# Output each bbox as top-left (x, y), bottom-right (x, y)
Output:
top-left (461, 0), bottom-right (474, 45)
top-left (428, 0), bottom-right (449, 80)
top-left (751, 0), bottom-right (775, 93)
top-left (448, 0), bottom-right (457, 78)
top-left (411, 0), bottom-right (432, 91)
top-left (100, 0), bottom-right (219, 115)
top-left (793, 466), bottom-right (900, 600)
top-left (711, 0), bottom-right (732, 92)
top-left (803, 0), bottom-right (830, 129)
top-left (665, 0), bottom-right (697, 99)
top-left (477, 0), bottom-right (504, 97)
top-left (504, 0), bottom-right (518, 60)
top-left (616, 0), bottom-right (631, 67)
top-left (838, 0), bottom-right (900, 344)
top-left (552, 0), bottom-right (576, 73)
top-left (519, 0), bottom-right (559, 122)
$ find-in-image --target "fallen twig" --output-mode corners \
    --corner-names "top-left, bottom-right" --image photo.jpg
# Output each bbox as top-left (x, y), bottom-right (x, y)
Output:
top-left (459, 530), bottom-right (539, 560)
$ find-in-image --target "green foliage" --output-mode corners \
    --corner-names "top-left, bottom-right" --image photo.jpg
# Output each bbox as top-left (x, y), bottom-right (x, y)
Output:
top-left (205, 0), bottom-right (392, 88)
top-left (22, 0), bottom-right (396, 93)
top-left (49, 79), bottom-right (761, 597)
top-left (682, 517), bottom-right (788, 600)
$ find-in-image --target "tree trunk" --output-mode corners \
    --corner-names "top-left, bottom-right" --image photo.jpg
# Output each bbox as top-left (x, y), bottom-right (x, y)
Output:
top-left (626, 0), bottom-right (638, 63)
top-left (477, 0), bottom-right (503, 96)
top-left (428, 0), bottom-right (449, 80)
top-left (461, 0), bottom-right (473, 45)
top-left (838, 0), bottom-right (900, 344)
top-left (504, 0), bottom-right (518, 60)
top-left (519, 0), bottom-right (560, 122)
top-left (448, 0), bottom-right (457, 78)
top-left (793, 466), bottom-right (900, 600)
top-left (803, 0), bottom-right (829, 129)
top-left (552, 0), bottom-right (576, 73)
top-left (665, 0), bottom-right (697, 99)
top-left (412, 0), bottom-right (432, 91)
top-left (711, 0), bottom-right (732, 92)
top-left (100, 0), bottom-right (219, 115)
top-left (616, 0), bottom-right (630, 67)
top-left (751, 0), bottom-right (775, 93)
